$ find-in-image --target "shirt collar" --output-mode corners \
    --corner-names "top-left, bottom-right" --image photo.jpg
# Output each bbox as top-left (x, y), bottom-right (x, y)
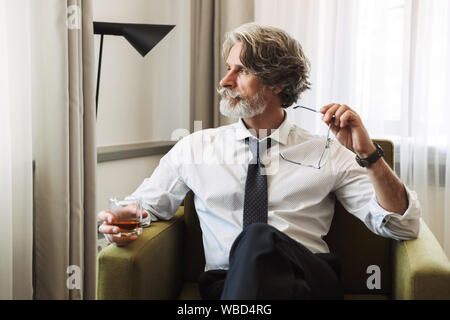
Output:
top-left (232, 110), bottom-right (294, 145)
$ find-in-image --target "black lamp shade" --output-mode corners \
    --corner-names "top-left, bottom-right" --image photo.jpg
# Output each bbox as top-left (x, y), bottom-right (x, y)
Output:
top-left (93, 22), bottom-right (175, 57)
top-left (123, 24), bottom-right (174, 57)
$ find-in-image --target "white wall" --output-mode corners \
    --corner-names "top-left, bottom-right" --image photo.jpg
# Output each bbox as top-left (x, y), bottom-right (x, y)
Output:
top-left (94, 0), bottom-right (191, 146)
top-left (96, 155), bottom-right (162, 212)
top-left (93, 0), bottom-right (191, 212)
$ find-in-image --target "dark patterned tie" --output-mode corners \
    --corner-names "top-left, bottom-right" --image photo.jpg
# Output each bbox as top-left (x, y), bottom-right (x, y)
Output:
top-left (243, 137), bottom-right (272, 229)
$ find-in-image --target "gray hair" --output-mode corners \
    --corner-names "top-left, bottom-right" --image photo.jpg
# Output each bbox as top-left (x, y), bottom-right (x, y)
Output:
top-left (223, 23), bottom-right (311, 107)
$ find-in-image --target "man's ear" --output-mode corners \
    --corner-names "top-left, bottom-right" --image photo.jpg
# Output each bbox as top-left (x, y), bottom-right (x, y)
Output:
top-left (272, 87), bottom-right (283, 95)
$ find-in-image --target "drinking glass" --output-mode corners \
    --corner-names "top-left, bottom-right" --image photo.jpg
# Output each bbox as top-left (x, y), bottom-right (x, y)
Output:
top-left (109, 197), bottom-right (143, 238)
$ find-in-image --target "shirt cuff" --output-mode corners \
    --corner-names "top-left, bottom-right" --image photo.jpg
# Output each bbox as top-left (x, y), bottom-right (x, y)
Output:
top-left (370, 185), bottom-right (421, 239)
top-left (142, 204), bottom-right (162, 222)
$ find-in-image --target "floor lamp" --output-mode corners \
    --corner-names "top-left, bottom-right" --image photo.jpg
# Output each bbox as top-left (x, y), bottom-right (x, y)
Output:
top-left (93, 21), bottom-right (175, 117)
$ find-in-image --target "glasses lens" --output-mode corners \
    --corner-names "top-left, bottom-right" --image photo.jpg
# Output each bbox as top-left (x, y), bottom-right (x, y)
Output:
top-left (281, 106), bottom-right (335, 169)
top-left (316, 123), bottom-right (334, 168)
top-left (317, 141), bottom-right (331, 169)
top-left (281, 136), bottom-right (331, 168)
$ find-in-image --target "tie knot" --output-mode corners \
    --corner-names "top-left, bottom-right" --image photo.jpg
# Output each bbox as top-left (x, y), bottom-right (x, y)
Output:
top-left (246, 137), bottom-right (272, 163)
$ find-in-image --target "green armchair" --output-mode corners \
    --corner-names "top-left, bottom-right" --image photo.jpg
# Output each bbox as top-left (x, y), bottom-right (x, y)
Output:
top-left (97, 140), bottom-right (450, 300)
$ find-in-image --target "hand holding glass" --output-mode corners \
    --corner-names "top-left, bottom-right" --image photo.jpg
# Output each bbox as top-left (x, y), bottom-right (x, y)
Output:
top-left (109, 197), bottom-right (143, 238)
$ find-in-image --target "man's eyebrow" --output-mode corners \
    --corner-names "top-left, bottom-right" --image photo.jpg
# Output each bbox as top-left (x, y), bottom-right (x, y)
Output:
top-left (225, 63), bottom-right (246, 69)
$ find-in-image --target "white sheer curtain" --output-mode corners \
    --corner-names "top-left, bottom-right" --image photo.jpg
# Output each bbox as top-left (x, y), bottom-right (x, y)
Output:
top-left (0, 0), bottom-right (33, 299)
top-left (256, 0), bottom-right (450, 258)
top-left (1, 0), bottom-right (96, 300)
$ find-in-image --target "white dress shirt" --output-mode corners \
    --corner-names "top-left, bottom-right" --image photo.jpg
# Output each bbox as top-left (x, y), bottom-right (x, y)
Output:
top-left (130, 114), bottom-right (421, 271)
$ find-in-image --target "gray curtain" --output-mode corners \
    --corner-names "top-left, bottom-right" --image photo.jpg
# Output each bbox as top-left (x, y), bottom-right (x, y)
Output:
top-left (190, 0), bottom-right (255, 130)
top-left (32, 0), bottom-right (96, 300)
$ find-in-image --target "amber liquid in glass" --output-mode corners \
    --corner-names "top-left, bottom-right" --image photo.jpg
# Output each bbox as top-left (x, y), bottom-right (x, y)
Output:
top-left (113, 220), bottom-right (142, 236)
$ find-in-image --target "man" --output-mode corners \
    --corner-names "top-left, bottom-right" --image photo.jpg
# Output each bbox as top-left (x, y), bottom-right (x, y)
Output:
top-left (98, 23), bottom-right (421, 299)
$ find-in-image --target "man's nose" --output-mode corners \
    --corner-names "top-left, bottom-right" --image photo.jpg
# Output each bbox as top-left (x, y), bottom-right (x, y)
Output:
top-left (220, 70), bottom-right (236, 88)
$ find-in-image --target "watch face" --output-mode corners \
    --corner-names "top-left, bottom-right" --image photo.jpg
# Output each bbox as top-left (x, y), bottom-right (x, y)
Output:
top-left (358, 158), bottom-right (368, 167)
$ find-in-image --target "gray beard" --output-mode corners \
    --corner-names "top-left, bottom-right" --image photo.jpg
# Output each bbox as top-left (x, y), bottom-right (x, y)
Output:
top-left (218, 88), bottom-right (268, 119)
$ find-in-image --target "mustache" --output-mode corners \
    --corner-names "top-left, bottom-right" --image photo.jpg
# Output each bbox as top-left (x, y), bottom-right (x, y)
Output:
top-left (217, 87), bottom-right (242, 100)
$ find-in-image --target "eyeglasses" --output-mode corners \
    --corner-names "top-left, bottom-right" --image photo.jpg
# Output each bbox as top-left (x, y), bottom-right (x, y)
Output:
top-left (279, 105), bottom-right (334, 169)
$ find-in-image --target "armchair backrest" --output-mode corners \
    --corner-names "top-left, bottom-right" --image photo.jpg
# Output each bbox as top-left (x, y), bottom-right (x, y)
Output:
top-left (323, 139), bottom-right (394, 296)
top-left (182, 140), bottom-right (395, 296)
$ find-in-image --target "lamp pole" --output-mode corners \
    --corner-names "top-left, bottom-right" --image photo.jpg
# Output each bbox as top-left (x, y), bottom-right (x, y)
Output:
top-left (96, 34), bottom-right (104, 116)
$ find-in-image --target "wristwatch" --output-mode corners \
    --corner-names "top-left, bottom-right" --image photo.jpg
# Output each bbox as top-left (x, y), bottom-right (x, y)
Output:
top-left (355, 142), bottom-right (384, 167)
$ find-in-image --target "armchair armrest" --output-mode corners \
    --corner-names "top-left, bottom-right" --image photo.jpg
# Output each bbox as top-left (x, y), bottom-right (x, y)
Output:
top-left (392, 218), bottom-right (450, 299)
top-left (97, 207), bottom-right (185, 299)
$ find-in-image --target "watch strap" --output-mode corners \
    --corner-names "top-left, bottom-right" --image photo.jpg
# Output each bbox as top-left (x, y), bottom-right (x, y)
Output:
top-left (355, 142), bottom-right (384, 167)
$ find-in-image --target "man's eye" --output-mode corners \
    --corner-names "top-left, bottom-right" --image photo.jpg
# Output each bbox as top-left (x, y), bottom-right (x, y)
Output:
top-left (239, 69), bottom-right (248, 74)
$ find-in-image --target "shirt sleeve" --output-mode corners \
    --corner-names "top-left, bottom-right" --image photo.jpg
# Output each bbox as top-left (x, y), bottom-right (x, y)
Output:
top-left (128, 139), bottom-right (191, 221)
top-left (331, 143), bottom-right (421, 241)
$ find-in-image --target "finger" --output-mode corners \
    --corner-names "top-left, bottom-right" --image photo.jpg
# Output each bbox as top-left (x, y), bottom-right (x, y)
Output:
top-left (125, 205), bottom-right (148, 218)
top-left (98, 210), bottom-right (117, 224)
top-left (322, 104), bottom-right (340, 123)
top-left (319, 103), bottom-right (336, 114)
top-left (98, 222), bottom-right (120, 235)
top-left (339, 110), bottom-right (357, 128)
top-left (329, 123), bottom-right (341, 137)
top-left (112, 235), bottom-right (138, 246)
top-left (333, 105), bottom-right (350, 127)
top-left (114, 204), bottom-right (138, 218)
top-left (114, 204), bottom-right (147, 220)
